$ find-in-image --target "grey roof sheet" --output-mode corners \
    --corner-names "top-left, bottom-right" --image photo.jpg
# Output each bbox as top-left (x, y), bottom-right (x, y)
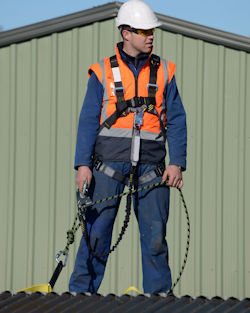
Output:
top-left (1, 291), bottom-right (250, 313)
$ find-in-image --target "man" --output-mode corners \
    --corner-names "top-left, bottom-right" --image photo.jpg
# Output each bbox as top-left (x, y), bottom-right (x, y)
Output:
top-left (69, 0), bottom-right (187, 294)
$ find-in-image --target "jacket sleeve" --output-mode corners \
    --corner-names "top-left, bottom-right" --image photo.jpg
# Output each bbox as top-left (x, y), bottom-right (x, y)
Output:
top-left (74, 73), bottom-right (104, 169)
top-left (166, 75), bottom-right (187, 171)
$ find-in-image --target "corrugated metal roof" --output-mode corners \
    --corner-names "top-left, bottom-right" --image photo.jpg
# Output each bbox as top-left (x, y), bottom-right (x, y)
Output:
top-left (0, 291), bottom-right (250, 313)
top-left (0, 2), bottom-right (249, 51)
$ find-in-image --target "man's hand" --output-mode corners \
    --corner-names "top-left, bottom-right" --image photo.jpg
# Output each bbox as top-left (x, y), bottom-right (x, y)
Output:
top-left (162, 165), bottom-right (183, 189)
top-left (76, 166), bottom-right (92, 193)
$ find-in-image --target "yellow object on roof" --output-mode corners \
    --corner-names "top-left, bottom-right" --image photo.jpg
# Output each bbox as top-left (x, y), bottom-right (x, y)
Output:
top-left (17, 284), bottom-right (52, 293)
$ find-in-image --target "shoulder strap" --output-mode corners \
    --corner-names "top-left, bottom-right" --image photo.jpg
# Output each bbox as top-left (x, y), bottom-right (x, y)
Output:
top-left (148, 54), bottom-right (160, 98)
top-left (110, 55), bottom-right (125, 103)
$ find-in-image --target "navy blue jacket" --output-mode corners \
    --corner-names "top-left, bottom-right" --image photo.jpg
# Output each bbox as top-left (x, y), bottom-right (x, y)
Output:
top-left (75, 45), bottom-right (187, 170)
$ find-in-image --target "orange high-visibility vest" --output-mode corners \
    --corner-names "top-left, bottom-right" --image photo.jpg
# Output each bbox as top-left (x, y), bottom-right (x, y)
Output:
top-left (89, 44), bottom-right (176, 163)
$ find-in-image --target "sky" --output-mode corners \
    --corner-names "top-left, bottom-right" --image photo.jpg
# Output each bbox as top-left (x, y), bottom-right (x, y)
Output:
top-left (0, 0), bottom-right (249, 38)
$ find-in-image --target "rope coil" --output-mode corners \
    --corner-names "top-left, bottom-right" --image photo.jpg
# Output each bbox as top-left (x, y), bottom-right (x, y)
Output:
top-left (60, 180), bottom-right (190, 293)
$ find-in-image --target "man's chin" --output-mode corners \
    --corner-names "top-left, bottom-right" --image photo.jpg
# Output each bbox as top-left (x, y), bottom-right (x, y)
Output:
top-left (144, 46), bottom-right (152, 53)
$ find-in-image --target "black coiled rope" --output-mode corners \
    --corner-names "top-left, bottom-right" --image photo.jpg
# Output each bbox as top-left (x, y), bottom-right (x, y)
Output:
top-left (167, 188), bottom-right (190, 294)
top-left (62, 179), bottom-right (190, 292)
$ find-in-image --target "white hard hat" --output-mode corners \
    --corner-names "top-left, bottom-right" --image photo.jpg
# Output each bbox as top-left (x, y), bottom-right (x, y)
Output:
top-left (116, 0), bottom-right (161, 30)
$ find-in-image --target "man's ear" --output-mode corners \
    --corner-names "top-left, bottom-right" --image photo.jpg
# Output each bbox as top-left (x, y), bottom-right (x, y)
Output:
top-left (122, 29), bottom-right (130, 42)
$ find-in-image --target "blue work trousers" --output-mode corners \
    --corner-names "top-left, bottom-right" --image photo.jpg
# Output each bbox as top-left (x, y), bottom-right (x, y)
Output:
top-left (69, 162), bottom-right (172, 293)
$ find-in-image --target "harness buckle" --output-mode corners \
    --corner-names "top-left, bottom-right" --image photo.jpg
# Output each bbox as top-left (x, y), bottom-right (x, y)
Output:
top-left (114, 86), bottom-right (125, 95)
top-left (147, 83), bottom-right (158, 92)
top-left (155, 163), bottom-right (165, 177)
top-left (134, 110), bottom-right (144, 129)
top-left (94, 159), bottom-right (103, 171)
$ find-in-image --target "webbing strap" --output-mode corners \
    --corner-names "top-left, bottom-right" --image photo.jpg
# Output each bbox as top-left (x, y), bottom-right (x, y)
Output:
top-left (130, 128), bottom-right (141, 167)
top-left (48, 261), bottom-right (64, 290)
top-left (102, 100), bottom-right (128, 129)
top-left (148, 54), bottom-right (160, 97)
top-left (94, 160), bottom-right (165, 186)
top-left (98, 162), bottom-right (128, 185)
top-left (110, 55), bottom-right (125, 103)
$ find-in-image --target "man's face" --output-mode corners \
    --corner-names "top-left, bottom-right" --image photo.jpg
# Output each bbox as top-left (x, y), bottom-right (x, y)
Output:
top-left (123, 28), bottom-right (155, 56)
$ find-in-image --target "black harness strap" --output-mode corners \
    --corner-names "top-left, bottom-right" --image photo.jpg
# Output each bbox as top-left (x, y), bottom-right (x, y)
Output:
top-left (147, 54), bottom-right (166, 139)
top-left (148, 54), bottom-right (160, 97)
top-left (48, 261), bottom-right (64, 290)
top-left (103, 100), bottom-right (128, 129)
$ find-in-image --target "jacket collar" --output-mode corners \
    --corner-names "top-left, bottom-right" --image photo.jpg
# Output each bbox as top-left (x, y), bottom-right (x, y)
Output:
top-left (116, 42), bottom-right (153, 70)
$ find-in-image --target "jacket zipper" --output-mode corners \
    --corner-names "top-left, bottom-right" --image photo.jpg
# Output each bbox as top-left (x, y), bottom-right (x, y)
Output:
top-left (131, 63), bottom-right (138, 97)
top-left (135, 75), bottom-right (138, 97)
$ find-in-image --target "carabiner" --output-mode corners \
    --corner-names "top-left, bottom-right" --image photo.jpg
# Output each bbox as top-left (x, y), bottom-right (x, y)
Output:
top-left (77, 179), bottom-right (93, 213)
top-left (81, 179), bottom-right (88, 197)
top-left (55, 250), bottom-right (68, 267)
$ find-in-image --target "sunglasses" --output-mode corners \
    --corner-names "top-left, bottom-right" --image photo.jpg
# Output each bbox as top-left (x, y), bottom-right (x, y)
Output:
top-left (129, 28), bottom-right (155, 37)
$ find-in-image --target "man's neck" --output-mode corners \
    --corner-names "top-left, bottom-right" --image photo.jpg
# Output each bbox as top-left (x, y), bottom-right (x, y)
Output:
top-left (123, 44), bottom-right (140, 58)
top-left (117, 42), bottom-right (150, 70)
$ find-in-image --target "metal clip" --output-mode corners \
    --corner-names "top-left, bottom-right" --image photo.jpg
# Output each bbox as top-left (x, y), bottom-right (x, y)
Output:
top-left (77, 179), bottom-right (93, 214)
top-left (155, 163), bottom-right (165, 177)
top-left (147, 83), bottom-right (158, 91)
top-left (81, 179), bottom-right (88, 196)
top-left (114, 86), bottom-right (125, 95)
top-left (94, 159), bottom-right (103, 171)
top-left (134, 110), bottom-right (144, 129)
top-left (55, 250), bottom-right (68, 267)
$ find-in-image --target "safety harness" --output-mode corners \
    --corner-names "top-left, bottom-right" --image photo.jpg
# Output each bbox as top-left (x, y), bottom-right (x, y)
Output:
top-left (78, 53), bottom-right (168, 259)
top-left (95, 53), bottom-right (166, 186)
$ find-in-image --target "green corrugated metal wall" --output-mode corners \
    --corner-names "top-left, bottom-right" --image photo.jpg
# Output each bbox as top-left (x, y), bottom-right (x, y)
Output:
top-left (0, 18), bottom-right (250, 298)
